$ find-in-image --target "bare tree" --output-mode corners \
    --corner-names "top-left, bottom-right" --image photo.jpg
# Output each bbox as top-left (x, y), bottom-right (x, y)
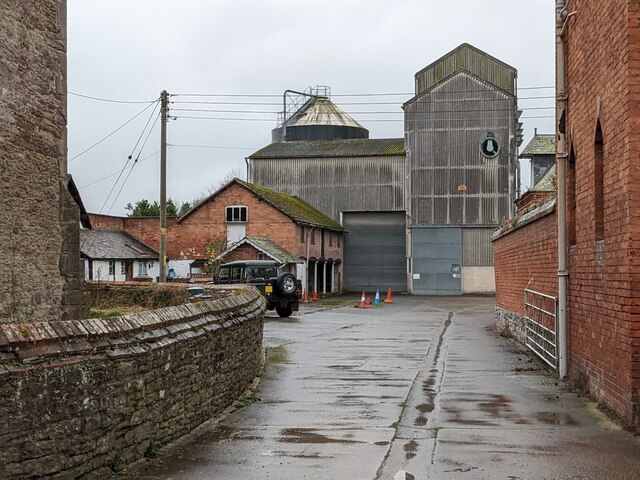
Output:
top-left (191, 167), bottom-right (245, 208)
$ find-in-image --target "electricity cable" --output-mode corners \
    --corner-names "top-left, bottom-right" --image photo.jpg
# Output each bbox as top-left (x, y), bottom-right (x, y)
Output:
top-left (106, 112), bottom-right (161, 215)
top-left (77, 151), bottom-right (160, 189)
top-left (172, 114), bottom-right (554, 122)
top-left (68, 100), bottom-right (158, 163)
top-left (170, 85), bottom-right (555, 98)
top-left (69, 91), bottom-right (158, 104)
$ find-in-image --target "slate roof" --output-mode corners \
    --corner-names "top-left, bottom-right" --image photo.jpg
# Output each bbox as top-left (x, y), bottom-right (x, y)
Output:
top-left (520, 134), bottom-right (555, 157)
top-left (236, 179), bottom-right (345, 231)
top-left (80, 229), bottom-right (159, 260)
top-left (179, 179), bottom-right (345, 232)
top-left (249, 138), bottom-right (405, 159)
top-left (216, 237), bottom-right (303, 264)
top-left (531, 164), bottom-right (556, 192)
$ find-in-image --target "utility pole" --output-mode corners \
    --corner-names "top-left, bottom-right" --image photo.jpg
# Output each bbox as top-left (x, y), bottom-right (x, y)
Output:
top-left (159, 90), bottom-right (168, 282)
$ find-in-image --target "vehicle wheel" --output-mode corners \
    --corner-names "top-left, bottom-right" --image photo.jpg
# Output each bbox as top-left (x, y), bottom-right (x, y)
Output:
top-left (276, 273), bottom-right (297, 294)
top-left (276, 306), bottom-right (293, 318)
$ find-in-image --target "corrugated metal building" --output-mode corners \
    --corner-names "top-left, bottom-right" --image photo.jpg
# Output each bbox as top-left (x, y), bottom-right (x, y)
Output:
top-left (249, 44), bottom-right (521, 295)
top-left (405, 43), bottom-right (522, 294)
top-left (249, 138), bottom-right (407, 292)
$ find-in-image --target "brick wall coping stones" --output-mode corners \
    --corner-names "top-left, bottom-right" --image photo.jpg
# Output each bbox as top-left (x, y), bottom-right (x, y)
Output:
top-left (0, 285), bottom-right (264, 369)
top-left (492, 199), bottom-right (556, 241)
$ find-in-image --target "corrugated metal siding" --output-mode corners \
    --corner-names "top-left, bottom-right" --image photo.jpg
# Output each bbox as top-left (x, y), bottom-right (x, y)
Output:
top-left (249, 155), bottom-right (405, 223)
top-left (405, 73), bottom-right (517, 226)
top-left (462, 228), bottom-right (494, 266)
top-left (343, 212), bottom-right (407, 292)
top-left (415, 44), bottom-right (516, 95)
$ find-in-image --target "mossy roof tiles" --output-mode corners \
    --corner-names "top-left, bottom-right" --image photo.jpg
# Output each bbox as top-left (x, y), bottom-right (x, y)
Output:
top-left (520, 134), bottom-right (555, 156)
top-left (179, 179), bottom-right (344, 232)
top-left (249, 138), bottom-right (405, 159)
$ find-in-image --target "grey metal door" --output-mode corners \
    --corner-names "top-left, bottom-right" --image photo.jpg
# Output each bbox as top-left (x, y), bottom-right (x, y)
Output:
top-left (411, 227), bottom-right (462, 295)
top-left (343, 212), bottom-right (407, 292)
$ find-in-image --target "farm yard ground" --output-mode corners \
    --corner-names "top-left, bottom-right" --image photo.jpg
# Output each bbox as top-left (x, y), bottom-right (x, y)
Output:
top-left (123, 295), bottom-right (640, 480)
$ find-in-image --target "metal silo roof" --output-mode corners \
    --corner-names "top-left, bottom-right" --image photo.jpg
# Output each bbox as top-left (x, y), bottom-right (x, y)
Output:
top-left (286, 97), bottom-right (365, 129)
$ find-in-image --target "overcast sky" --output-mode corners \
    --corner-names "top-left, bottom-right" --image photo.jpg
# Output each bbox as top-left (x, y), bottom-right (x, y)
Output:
top-left (67, 0), bottom-right (555, 216)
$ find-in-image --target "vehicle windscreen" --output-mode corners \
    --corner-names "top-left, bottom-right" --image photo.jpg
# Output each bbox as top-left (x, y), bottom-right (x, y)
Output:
top-left (217, 267), bottom-right (230, 282)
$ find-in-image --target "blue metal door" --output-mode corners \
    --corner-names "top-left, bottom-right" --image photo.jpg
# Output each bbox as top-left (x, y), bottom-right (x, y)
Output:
top-left (411, 227), bottom-right (462, 295)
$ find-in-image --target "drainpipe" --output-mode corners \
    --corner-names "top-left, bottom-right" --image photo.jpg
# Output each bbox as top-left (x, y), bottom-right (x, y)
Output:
top-left (244, 157), bottom-right (249, 181)
top-left (556, 0), bottom-right (574, 379)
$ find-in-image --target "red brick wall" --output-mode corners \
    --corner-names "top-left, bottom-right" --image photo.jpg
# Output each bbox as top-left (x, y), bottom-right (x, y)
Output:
top-left (226, 244), bottom-right (260, 262)
top-left (563, 0), bottom-right (640, 423)
top-left (515, 191), bottom-right (553, 214)
top-left (493, 211), bottom-right (558, 316)
top-left (89, 184), bottom-right (344, 264)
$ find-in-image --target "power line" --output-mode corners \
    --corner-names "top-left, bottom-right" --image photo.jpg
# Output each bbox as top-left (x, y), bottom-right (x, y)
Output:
top-left (69, 91), bottom-right (158, 104)
top-left (173, 114), bottom-right (554, 122)
top-left (67, 86), bottom-right (556, 105)
top-left (170, 106), bottom-right (555, 115)
top-left (77, 151), bottom-right (160, 190)
top-left (167, 143), bottom-right (258, 150)
top-left (170, 96), bottom-right (555, 107)
top-left (129, 103), bottom-right (160, 158)
top-left (106, 112), bottom-right (161, 214)
top-left (68, 100), bottom-right (158, 163)
top-left (170, 85), bottom-right (555, 98)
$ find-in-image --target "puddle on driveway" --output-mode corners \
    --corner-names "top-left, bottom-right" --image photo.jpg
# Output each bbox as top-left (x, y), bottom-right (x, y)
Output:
top-left (536, 411), bottom-right (578, 426)
top-left (279, 428), bottom-right (363, 444)
top-left (403, 439), bottom-right (418, 459)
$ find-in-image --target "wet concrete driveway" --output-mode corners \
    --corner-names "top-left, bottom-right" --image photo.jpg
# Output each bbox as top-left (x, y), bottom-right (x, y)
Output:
top-left (126, 296), bottom-right (640, 479)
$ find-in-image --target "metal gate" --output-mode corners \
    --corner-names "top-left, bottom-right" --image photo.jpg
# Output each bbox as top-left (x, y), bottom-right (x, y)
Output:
top-left (524, 288), bottom-right (557, 369)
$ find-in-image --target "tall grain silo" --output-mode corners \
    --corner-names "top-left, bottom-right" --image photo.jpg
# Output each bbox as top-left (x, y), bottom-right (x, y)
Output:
top-left (271, 86), bottom-right (369, 142)
top-left (405, 43), bottom-right (523, 295)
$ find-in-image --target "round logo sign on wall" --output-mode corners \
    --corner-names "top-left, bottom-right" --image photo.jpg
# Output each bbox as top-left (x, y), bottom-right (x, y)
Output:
top-left (481, 132), bottom-right (500, 158)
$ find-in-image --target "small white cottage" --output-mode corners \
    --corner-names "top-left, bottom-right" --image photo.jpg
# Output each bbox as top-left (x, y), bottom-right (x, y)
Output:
top-left (80, 229), bottom-right (160, 282)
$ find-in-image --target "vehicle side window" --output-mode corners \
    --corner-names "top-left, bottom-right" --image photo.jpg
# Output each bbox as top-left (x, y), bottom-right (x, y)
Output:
top-left (230, 267), bottom-right (243, 282)
top-left (217, 267), bottom-right (230, 281)
top-left (264, 267), bottom-right (277, 278)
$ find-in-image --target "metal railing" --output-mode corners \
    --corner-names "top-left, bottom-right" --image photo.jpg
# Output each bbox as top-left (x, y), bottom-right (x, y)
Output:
top-left (524, 288), bottom-right (558, 369)
top-left (276, 85), bottom-right (331, 127)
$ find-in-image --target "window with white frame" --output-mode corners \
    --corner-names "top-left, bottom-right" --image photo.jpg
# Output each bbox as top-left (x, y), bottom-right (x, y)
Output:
top-left (108, 260), bottom-right (115, 276)
top-left (120, 261), bottom-right (125, 274)
top-left (225, 206), bottom-right (248, 223)
top-left (138, 261), bottom-right (148, 276)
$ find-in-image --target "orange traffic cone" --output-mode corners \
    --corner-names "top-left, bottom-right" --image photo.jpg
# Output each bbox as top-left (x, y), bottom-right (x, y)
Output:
top-left (302, 289), bottom-right (310, 303)
top-left (358, 291), bottom-right (370, 309)
top-left (384, 288), bottom-right (393, 304)
top-left (311, 291), bottom-right (319, 301)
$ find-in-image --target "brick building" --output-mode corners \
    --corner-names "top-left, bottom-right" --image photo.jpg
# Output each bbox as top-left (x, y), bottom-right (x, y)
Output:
top-left (493, 0), bottom-right (640, 427)
top-left (90, 179), bottom-right (345, 294)
top-left (0, 0), bottom-right (83, 323)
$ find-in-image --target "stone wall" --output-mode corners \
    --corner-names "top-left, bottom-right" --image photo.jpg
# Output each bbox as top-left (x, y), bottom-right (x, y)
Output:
top-left (0, 0), bottom-right (82, 323)
top-left (0, 286), bottom-right (265, 479)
